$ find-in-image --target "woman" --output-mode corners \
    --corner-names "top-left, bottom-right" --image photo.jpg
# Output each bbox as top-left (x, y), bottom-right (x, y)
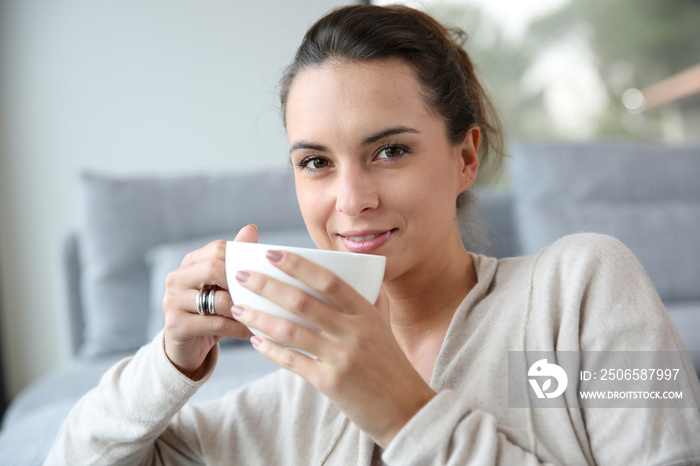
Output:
top-left (47, 4), bottom-right (700, 465)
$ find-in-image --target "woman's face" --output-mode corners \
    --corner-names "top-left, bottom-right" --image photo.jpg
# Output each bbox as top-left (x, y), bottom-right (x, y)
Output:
top-left (285, 59), bottom-right (479, 282)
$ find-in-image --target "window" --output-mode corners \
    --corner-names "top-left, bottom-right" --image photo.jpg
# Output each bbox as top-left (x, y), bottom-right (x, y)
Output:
top-left (373, 0), bottom-right (700, 143)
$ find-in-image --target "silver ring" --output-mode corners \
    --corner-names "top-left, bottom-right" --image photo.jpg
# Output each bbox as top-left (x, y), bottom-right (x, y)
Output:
top-left (196, 289), bottom-right (205, 315)
top-left (205, 288), bottom-right (216, 315)
top-left (196, 287), bottom-right (216, 316)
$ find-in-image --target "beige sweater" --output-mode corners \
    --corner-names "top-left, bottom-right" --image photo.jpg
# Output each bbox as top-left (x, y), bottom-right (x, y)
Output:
top-left (46, 234), bottom-right (700, 465)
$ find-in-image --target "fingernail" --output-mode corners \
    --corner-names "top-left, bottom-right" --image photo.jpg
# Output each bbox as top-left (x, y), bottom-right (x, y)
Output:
top-left (231, 305), bottom-right (244, 317)
top-left (235, 270), bottom-right (251, 283)
top-left (246, 223), bottom-right (258, 232)
top-left (251, 336), bottom-right (263, 347)
top-left (266, 250), bottom-right (283, 263)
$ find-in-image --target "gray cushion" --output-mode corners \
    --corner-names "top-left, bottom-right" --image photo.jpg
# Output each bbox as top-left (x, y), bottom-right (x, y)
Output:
top-left (77, 170), bottom-right (304, 358)
top-left (515, 201), bottom-right (700, 301)
top-left (664, 301), bottom-right (700, 376)
top-left (510, 141), bottom-right (700, 302)
top-left (0, 401), bottom-right (81, 464)
top-left (145, 229), bottom-right (317, 341)
top-left (510, 141), bottom-right (700, 203)
top-left (467, 188), bottom-right (519, 258)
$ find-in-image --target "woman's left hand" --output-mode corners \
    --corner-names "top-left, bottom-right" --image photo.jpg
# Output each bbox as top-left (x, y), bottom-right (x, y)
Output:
top-left (231, 250), bottom-right (436, 448)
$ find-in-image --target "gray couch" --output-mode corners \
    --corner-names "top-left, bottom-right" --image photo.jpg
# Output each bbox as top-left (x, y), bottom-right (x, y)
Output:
top-left (1, 141), bottom-right (698, 464)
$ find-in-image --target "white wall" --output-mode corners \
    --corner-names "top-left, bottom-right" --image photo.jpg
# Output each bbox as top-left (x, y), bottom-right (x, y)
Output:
top-left (0, 0), bottom-right (348, 398)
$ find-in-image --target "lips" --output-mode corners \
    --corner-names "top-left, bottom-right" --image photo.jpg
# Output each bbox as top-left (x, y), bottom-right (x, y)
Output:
top-left (339, 229), bottom-right (395, 253)
top-left (347, 233), bottom-right (381, 242)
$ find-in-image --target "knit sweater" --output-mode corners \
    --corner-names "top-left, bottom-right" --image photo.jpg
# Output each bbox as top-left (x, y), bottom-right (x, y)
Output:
top-left (45, 234), bottom-right (700, 465)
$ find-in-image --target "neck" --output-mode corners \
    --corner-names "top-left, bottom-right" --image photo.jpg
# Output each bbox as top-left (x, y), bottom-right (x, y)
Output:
top-left (383, 230), bottom-right (477, 359)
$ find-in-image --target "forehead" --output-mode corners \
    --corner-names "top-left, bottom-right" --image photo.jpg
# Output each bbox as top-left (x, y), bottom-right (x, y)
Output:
top-left (285, 59), bottom-right (435, 139)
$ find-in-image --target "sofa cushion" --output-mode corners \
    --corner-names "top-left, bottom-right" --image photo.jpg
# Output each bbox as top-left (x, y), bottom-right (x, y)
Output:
top-left (145, 229), bottom-right (316, 342)
top-left (77, 170), bottom-right (305, 358)
top-left (510, 141), bottom-right (700, 203)
top-left (467, 188), bottom-right (519, 259)
top-left (510, 141), bottom-right (700, 302)
top-left (664, 301), bottom-right (700, 376)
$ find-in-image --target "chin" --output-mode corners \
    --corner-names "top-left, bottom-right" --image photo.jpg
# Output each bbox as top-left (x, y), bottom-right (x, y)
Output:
top-left (378, 258), bottom-right (403, 283)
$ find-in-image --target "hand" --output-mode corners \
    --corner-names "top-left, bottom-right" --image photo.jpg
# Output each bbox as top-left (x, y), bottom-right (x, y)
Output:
top-left (231, 250), bottom-right (436, 448)
top-left (162, 224), bottom-right (257, 379)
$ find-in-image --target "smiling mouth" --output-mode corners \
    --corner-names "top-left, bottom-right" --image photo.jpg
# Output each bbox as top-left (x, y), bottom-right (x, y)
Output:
top-left (347, 233), bottom-right (382, 242)
top-left (338, 229), bottom-right (396, 253)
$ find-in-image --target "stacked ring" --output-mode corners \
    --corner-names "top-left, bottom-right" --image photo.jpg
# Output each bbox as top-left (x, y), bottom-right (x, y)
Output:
top-left (196, 287), bottom-right (217, 316)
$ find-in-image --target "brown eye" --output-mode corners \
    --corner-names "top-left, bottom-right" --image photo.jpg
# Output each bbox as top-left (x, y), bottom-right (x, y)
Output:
top-left (300, 156), bottom-right (330, 170)
top-left (376, 145), bottom-right (406, 160)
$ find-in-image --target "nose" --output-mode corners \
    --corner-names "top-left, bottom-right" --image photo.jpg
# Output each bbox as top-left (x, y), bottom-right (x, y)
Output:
top-left (334, 168), bottom-right (379, 217)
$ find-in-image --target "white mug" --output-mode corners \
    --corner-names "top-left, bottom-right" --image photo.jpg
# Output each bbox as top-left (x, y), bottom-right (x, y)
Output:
top-left (226, 241), bottom-right (386, 345)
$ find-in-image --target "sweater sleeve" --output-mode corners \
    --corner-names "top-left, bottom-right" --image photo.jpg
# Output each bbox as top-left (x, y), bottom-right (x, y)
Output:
top-left (44, 332), bottom-right (218, 466)
top-left (554, 234), bottom-right (700, 465)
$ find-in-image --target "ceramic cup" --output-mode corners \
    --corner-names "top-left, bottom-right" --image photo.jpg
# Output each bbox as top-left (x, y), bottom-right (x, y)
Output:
top-left (225, 241), bottom-right (386, 343)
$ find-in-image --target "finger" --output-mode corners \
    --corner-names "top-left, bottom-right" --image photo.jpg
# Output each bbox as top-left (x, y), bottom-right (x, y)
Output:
top-left (213, 288), bottom-right (236, 317)
top-left (180, 224), bottom-right (258, 267)
top-left (168, 285), bottom-right (245, 322)
top-left (194, 287), bottom-right (237, 318)
top-left (233, 305), bottom-right (324, 356)
top-left (180, 239), bottom-right (227, 268)
top-left (166, 307), bottom-right (254, 341)
top-left (235, 270), bottom-right (343, 333)
top-left (249, 334), bottom-right (318, 378)
top-left (265, 251), bottom-right (365, 314)
top-left (234, 223), bottom-right (259, 243)
top-left (167, 254), bottom-right (228, 292)
top-left (375, 285), bottom-right (389, 314)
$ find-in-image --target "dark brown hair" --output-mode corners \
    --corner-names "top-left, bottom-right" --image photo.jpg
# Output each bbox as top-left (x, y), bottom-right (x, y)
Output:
top-left (279, 4), bottom-right (506, 209)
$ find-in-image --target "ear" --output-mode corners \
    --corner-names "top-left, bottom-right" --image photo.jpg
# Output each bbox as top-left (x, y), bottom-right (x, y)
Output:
top-left (455, 125), bottom-right (481, 193)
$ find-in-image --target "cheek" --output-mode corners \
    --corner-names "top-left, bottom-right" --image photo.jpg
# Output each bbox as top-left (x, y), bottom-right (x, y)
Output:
top-left (413, 184), bottom-right (456, 236)
top-left (295, 180), bottom-right (334, 247)
top-left (397, 162), bottom-right (458, 219)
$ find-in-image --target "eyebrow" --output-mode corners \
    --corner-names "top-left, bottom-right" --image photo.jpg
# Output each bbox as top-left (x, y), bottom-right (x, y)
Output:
top-left (289, 126), bottom-right (420, 154)
top-left (362, 126), bottom-right (420, 145)
top-left (289, 141), bottom-right (328, 154)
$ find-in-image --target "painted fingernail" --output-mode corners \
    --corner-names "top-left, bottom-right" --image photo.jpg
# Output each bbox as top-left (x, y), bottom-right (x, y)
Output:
top-left (251, 336), bottom-right (263, 347)
top-left (231, 305), bottom-right (244, 317)
top-left (235, 270), bottom-right (251, 283)
top-left (266, 250), bottom-right (283, 263)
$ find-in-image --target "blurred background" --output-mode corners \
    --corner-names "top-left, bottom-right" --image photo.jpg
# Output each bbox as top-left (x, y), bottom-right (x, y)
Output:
top-left (0, 0), bottom-right (350, 413)
top-left (0, 0), bottom-right (698, 413)
top-left (377, 0), bottom-right (700, 145)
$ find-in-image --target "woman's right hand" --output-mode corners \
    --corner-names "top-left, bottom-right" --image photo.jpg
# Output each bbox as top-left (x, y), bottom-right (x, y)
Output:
top-left (162, 224), bottom-right (258, 379)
